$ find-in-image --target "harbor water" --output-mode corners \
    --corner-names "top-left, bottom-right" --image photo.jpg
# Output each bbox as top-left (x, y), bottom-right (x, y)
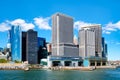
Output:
top-left (0, 68), bottom-right (120, 80)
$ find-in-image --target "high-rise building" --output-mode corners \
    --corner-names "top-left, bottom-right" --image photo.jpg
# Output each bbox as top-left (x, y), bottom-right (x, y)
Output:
top-left (47, 13), bottom-right (81, 67)
top-left (10, 26), bottom-right (22, 61)
top-left (22, 31), bottom-right (47, 64)
top-left (52, 13), bottom-right (78, 57)
top-left (79, 28), bottom-right (95, 58)
top-left (102, 37), bottom-right (107, 58)
top-left (38, 37), bottom-right (47, 63)
top-left (38, 37), bottom-right (46, 47)
top-left (52, 13), bottom-right (74, 57)
top-left (26, 29), bottom-right (38, 64)
top-left (102, 37), bottom-right (105, 57)
top-left (105, 43), bottom-right (108, 58)
top-left (79, 25), bottom-right (108, 67)
top-left (80, 25), bottom-right (102, 57)
top-left (22, 32), bottom-right (27, 61)
top-left (46, 43), bottom-right (52, 54)
top-left (52, 13), bottom-right (73, 44)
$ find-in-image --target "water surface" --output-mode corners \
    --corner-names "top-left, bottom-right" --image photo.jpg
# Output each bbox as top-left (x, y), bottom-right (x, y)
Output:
top-left (0, 68), bottom-right (120, 80)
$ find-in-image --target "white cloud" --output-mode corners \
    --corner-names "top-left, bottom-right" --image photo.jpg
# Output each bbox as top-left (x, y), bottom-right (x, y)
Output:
top-left (74, 21), bottom-right (92, 30)
top-left (104, 31), bottom-right (111, 34)
top-left (0, 22), bottom-right (10, 32)
top-left (34, 17), bottom-right (51, 30)
top-left (9, 19), bottom-right (35, 31)
top-left (103, 21), bottom-right (120, 34)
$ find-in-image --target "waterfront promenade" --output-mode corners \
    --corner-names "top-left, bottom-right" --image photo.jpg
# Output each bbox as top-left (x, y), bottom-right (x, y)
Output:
top-left (48, 66), bottom-right (116, 71)
top-left (0, 63), bottom-right (116, 71)
top-left (0, 63), bottom-right (28, 70)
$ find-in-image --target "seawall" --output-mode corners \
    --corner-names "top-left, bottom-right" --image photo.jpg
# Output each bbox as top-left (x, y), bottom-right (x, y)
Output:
top-left (0, 63), bottom-right (28, 70)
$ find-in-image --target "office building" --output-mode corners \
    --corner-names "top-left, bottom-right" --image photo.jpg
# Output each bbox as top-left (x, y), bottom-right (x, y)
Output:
top-left (52, 13), bottom-right (74, 56)
top-left (102, 37), bottom-right (106, 58)
top-left (105, 44), bottom-right (108, 58)
top-left (10, 26), bottom-right (22, 61)
top-left (102, 37), bottom-right (107, 58)
top-left (52, 13), bottom-right (79, 57)
top-left (38, 37), bottom-right (46, 47)
top-left (79, 25), bottom-right (107, 67)
top-left (22, 30), bottom-right (47, 64)
top-left (46, 43), bottom-right (52, 55)
top-left (80, 25), bottom-right (102, 57)
top-left (38, 37), bottom-right (47, 63)
top-left (48, 13), bottom-right (81, 67)
top-left (79, 28), bottom-right (95, 58)
top-left (22, 32), bottom-right (27, 61)
top-left (26, 29), bottom-right (38, 64)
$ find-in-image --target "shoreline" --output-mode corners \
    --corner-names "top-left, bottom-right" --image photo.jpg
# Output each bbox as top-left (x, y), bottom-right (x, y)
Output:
top-left (48, 66), bottom-right (116, 71)
top-left (0, 63), bottom-right (117, 71)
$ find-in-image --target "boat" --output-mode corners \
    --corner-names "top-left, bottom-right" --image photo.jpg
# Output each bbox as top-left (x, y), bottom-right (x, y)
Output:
top-left (24, 67), bottom-right (29, 71)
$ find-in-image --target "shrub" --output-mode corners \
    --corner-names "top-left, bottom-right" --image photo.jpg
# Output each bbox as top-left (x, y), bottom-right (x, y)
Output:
top-left (0, 59), bottom-right (8, 63)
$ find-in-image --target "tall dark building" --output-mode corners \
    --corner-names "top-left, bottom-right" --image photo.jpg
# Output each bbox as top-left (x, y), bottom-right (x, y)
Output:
top-left (38, 37), bottom-right (46, 47)
top-left (38, 37), bottom-right (47, 63)
top-left (105, 44), bottom-right (108, 58)
top-left (22, 30), bottom-right (47, 64)
top-left (22, 30), bottom-right (38, 64)
top-left (26, 29), bottom-right (38, 64)
top-left (102, 37), bottom-right (107, 58)
top-left (102, 37), bottom-right (105, 57)
top-left (22, 32), bottom-right (26, 61)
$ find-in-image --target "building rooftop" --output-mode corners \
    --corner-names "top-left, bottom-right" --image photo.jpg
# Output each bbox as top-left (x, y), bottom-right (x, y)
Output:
top-left (81, 24), bottom-right (101, 29)
top-left (52, 12), bottom-right (73, 19)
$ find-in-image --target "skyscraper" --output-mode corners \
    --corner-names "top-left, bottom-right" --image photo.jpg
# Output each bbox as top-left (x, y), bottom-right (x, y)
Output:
top-left (79, 28), bottom-right (95, 58)
top-left (22, 32), bottom-right (27, 61)
top-left (48, 13), bottom-right (81, 67)
top-left (80, 25), bottom-right (102, 57)
top-left (105, 44), bottom-right (108, 58)
top-left (52, 13), bottom-right (73, 44)
top-left (38, 37), bottom-right (47, 63)
top-left (52, 13), bottom-right (78, 57)
top-left (102, 37), bottom-right (107, 58)
top-left (38, 37), bottom-right (46, 47)
top-left (26, 29), bottom-right (38, 64)
top-left (79, 25), bottom-right (107, 67)
top-left (10, 26), bottom-right (22, 61)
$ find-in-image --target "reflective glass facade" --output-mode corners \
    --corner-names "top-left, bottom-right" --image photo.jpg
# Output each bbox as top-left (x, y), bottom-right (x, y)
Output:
top-left (38, 37), bottom-right (46, 47)
top-left (10, 26), bottom-right (22, 61)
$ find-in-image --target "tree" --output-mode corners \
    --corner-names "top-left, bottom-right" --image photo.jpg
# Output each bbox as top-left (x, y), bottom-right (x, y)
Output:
top-left (0, 59), bottom-right (7, 63)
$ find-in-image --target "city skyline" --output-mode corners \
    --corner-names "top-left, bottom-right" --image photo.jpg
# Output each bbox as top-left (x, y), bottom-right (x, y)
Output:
top-left (0, 0), bottom-right (120, 60)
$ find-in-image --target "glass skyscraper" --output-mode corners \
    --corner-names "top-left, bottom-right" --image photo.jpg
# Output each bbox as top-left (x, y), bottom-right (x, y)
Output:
top-left (38, 37), bottom-right (46, 47)
top-left (10, 26), bottom-right (22, 61)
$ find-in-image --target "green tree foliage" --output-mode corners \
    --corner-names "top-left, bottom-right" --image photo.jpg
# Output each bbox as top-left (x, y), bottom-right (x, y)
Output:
top-left (0, 59), bottom-right (8, 63)
top-left (14, 60), bottom-right (21, 63)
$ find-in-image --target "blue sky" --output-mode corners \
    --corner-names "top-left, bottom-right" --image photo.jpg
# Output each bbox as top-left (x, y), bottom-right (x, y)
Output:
top-left (0, 0), bottom-right (120, 60)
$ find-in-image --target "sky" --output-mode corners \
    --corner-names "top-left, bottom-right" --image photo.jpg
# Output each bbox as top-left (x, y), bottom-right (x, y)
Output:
top-left (0, 0), bottom-right (120, 60)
